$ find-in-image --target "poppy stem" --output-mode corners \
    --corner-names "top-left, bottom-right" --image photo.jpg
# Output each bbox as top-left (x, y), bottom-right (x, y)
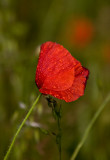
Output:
top-left (57, 112), bottom-right (62, 160)
top-left (70, 93), bottom-right (110, 160)
top-left (56, 105), bottom-right (62, 160)
top-left (4, 93), bottom-right (42, 160)
top-left (46, 96), bottom-right (62, 160)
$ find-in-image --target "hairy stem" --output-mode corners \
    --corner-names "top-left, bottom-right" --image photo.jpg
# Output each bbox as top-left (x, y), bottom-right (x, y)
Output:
top-left (46, 96), bottom-right (62, 160)
top-left (57, 112), bottom-right (62, 160)
top-left (4, 93), bottom-right (42, 160)
top-left (70, 93), bottom-right (110, 160)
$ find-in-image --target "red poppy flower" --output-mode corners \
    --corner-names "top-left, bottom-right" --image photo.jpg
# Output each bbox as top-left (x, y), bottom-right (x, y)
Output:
top-left (35, 41), bottom-right (89, 102)
top-left (66, 17), bottom-right (94, 48)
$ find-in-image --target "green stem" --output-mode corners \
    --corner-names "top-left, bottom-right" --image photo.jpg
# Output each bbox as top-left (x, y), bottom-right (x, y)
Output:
top-left (57, 116), bottom-right (62, 160)
top-left (46, 96), bottom-right (62, 159)
top-left (59, 119), bottom-right (62, 160)
top-left (4, 93), bottom-right (42, 160)
top-left (70, 93), bottom-right (110, 160)
top-left (56, 107), bottom-right (62, 160)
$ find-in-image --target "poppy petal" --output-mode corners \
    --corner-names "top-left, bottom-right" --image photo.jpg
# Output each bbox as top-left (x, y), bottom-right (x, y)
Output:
top-left (36, 42), bottom-right (77, 89)
top-left (35, 41), bottom-right (89, 102)
top-left (42, 68), bottom-right (74, 91)
top-left (39, 62), bottom-right (89, 102)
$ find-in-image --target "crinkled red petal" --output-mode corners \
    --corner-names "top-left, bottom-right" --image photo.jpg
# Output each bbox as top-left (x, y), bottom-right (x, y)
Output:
top-left (35, 41), bottom-right (89, 102)
top-left (39, 62), bottom-right (89, 102)
top-left (36, 41), bottom-right (78, 89)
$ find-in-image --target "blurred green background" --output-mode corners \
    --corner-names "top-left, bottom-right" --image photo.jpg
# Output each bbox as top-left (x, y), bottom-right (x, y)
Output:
top-left (0, 0), bottom-right (110, 159)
